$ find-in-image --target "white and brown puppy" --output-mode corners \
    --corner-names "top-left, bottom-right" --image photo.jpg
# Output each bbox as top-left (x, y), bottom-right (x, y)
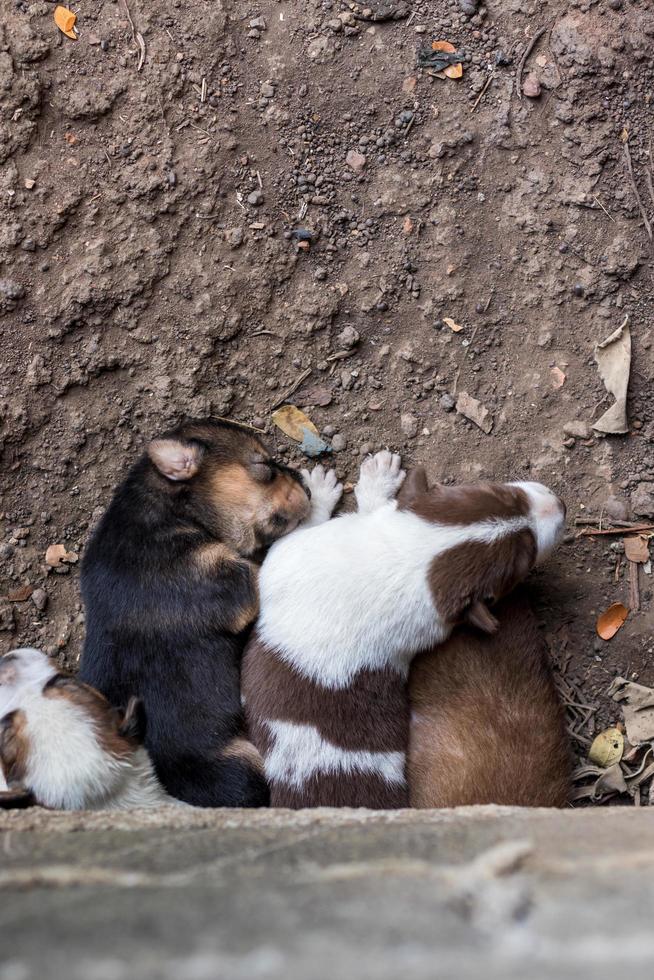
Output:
top-left (0, 648), bottom-right (179, 811)
top-left (242, 456), bottom-right (566, 809)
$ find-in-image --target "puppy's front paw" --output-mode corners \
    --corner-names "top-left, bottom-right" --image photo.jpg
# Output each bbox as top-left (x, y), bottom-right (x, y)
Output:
top-left (301, 465), bottom-right (343, 525)
top-left (355, 451), bottom-right (406, 513)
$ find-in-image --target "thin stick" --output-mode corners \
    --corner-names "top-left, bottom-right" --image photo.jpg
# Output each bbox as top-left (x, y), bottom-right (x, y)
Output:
top-left (271, 368), bottom-right (312, 409)
top-left (592, 195), bottom-right (615, 222)
top-left (574, 518), bottom-right (646, 529)
top-left (629, 560), bottom-right (641, 612)
top-left (516, 21), bottom-right (553, 100)
top-left (624, 142), bottom-right (653, 241)
top-left (577, 524), bottom-right (654, 538)
top-left (471, 72), bottom-right (494, 113)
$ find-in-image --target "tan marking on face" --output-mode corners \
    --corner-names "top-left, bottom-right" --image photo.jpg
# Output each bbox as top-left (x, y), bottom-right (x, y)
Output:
top-left (220, 736), bottom-right (265, 774)
top-left (44, 677), bottom-right (137, 760)
top-left (0, 709), bottom-right (30, 785)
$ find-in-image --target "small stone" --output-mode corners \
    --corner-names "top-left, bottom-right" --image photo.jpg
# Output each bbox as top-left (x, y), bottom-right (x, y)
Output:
top-left (608, 0), bottom-right (622, 8)
top-left (0, 278), bottom-right (26, 312)
top-left (603, 496), bottom-right (630, 522)
top-left (563, 420), bottom-right (591, 440)
top-left (440, 393), bottom-right (456, 412)
top-left (537, 329), bottom-right (553, 348)
top-left (345, 150), bottom-right (367, 173)
top-left (573, 283), bottom-right (585, 297)
top-left (402, 76), bottom-right (417, 94)
top-left (459, 0), bottom-right (478, 14)
top-left (31, 588), bottom-right (48, 612)
top-left (401, 413), bottom-right (419, 438)
top-left (247, 190), bottom-right (264, 206)
top-left (332, 433), bottom-right (347, 452)
top-left (322, 425), bottom-right (336, 438)
top-left (336, 326), bottom-right (360, 350)
top-left (359, 443), bottom-right (374, 456)
top-left (24, 178), bottom-right (36, 190)
top-left (226, 227), bottom-right (244, 248)
top-left (249, 16), bottom-right (266, 29)
top-left (328, 18), bottom-right (343, 32)
top-left (631, 482), bottom-right (654, 518)
top-left (522, 73), bottom-right (541, 98)
top-left (341, 370), bottom-right (354, 391)
top-left (563, 437), bottom-right (576, 449)
top-left (314, 266), bottom-right (327, 282)
top-left (260, 82), bottom-right (275, 98)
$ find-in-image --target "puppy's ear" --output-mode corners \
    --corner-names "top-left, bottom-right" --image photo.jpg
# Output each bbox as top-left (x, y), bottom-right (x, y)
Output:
top-left (397, 467), bottom-right (429, 508)
top-left (464, 599), bottom-right (499, 634)
top-left (117, 696), bottom-right (145, 742)
top-left (148, 439), bottom-right (203, 481)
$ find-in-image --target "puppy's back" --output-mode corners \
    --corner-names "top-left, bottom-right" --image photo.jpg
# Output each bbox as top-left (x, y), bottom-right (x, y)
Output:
top-left (408, 590), bottom-right (570, 808)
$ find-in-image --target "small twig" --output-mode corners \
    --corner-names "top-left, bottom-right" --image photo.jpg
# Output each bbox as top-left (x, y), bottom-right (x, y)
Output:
top-left (201, 78), bottom-right (207, 103)
top-left (577, 523), bottom-right (654, 539)
top-left (629, 560), bottom-right (641, 612)
top-left (592, 195), bottom-right (615, 223)
top-left (272, 368), bottom-right (312, 409)
top-left (251, 330), bottom-right (278, 337)
top-left (615, 556), bottom-right (622, 582)
top-left (119, 0), bottom-right (146, 71)
top-left (483, 286), bottom-right (495, 312)
top-left (574, 518), bottom-right (646, 529)
top-left (326, 350), bottom-right (354, 362)
top-left (516, 21), bottom-right (554, 100)
top-left (624, 142), bottom-right (653, 241)
top-left (471, 72), bottom-right (494, 113)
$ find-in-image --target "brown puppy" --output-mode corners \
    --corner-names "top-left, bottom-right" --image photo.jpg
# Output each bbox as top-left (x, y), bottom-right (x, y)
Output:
top-left (409, 589), bottom-right (570, 808)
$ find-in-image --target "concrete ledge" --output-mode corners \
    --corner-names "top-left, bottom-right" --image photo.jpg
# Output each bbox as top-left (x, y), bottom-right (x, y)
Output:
top-left (0, 805), bottom-right (650, 980)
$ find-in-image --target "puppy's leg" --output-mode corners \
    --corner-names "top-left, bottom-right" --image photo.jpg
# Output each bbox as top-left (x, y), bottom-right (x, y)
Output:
top-left (355, 451), bottom-right (405, 514)
top-left (301, 465), bottom-right (343, 527)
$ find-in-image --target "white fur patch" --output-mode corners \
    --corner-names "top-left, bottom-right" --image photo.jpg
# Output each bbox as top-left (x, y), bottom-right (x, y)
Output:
top-left (264, 718), bottom-right (405, 789)
top-left (258, 505), bottom-right (535, 688)
top-left (510, 481), bottom-right (565, 560)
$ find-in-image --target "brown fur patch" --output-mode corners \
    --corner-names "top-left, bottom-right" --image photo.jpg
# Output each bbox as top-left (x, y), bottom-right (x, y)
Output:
top-left (401, 481), bottom-right (530, 526)
top-left (242, 638), bottom-right (409, 754)
top-left (220, 736), bottom-right (265, 774)
top-left (428, 529), bottom-right (537, 627)
top-left (194, 544), bottom-right (260, 632)
top-left (408, 590), bottom-right (571, 808)
top-left (44, 676), bottom-right (138, 761)
top-left (0, 709), bottom-right (30, 785)
top-left (270, 770), bottom-right (407, 809)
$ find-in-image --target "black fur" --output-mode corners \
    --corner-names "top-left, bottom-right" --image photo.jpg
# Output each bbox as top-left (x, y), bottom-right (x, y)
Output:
top-left (79, 419), bottom-right (309, 808)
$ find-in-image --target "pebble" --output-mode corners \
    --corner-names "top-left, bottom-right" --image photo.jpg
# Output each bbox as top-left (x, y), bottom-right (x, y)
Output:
top-left (31, 588), bottom-right (48, 612)
top-left (459, 0), bottom-right (478, 14)
top-left (359, 443), bottom-right (374, 456)
top-left (401, 413), bottom-right (419, 438)
top-left (226, 227), bottom-right (244, 248)
top-left (249, 16), bottom-right (266, 29)
top-left (314, 266), bottom-right (327, 282)
top-left (345, 150), bottom-right (367, 173)
top-left (573, 283), bottom-right (585, 297)
top-left (631, 482), bottom-right (654, 518)
top-left (522, 73), bottom-right (541, 98)
top-left (336, 325), bottom-right (360, 350)
top-left (440, 393), bottom-right (456, 412)
top-left (260, 82), bottom-right (275, 98)
top-left (563, 420), bottom-right (591, 440)
top-left (332, 433), bottom-right (347, 452)
top-left (247, 190), bottom-right (264, 206)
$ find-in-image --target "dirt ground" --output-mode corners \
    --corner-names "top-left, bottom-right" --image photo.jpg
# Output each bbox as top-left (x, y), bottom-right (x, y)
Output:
top-left (1, 0), bottom-right (654, 778)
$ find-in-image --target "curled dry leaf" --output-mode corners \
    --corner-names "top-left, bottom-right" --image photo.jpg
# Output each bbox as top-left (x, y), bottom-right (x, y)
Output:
top-left (271, 405), bottom-right (330, 458)
top-left (596, 601), bottom-right (628, 641)
top-left (609, 677), bottom-right (654, 745)
top-left (431, 40), bottom-right (463, 79)
top-left (6, 585), bottom-right (34, 603)
top-left (624, 534), bottom-right (650, 564)
top-left (593, 315), bottom-right (631, 435)
top-left (588, 727), bottom-right (624, 768)
top-left (45, 544), bottom-right (79, 568)
top-left (442, 316), bottom-right (462, 333)
top-left (54, 5), bottom-right (78, 39)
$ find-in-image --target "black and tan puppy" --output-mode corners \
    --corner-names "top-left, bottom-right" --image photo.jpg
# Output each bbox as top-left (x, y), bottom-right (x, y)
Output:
top-left (79, 418), bottom-right (310, 807)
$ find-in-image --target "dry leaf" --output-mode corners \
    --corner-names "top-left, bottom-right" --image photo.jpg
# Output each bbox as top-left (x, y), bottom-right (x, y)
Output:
top-left (596, 602), bottom-right (628, 640)
top-left (6, 585), bottom-right (34, 603)
top-left (609, 677), bottom-right (654, 745)
top-left (443, 316), bottom-right (462, 333)
top-left (624, 535), bottom-right (650, 564)
top-left (593, 315), bottom-right (631, 435)
top-left (550, 366), bottom-right (566, 389)
top-left (271, 405), bottom-right (330, 458)
top-left (455, 391), bottom-right (493, 434)
top-left (588, 727), bottom-right (624, 768)
top-left (54, 5), bottom-right (78, 39)
top-left (430, 40), bottom-right (463, 79)
top-left (402, 76), bottom-right (417, 94)
top-left (45, 544), bottom-right (78, 567)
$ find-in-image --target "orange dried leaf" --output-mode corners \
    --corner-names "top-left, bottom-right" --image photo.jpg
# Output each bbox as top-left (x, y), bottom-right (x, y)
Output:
top-left (54, 5), bottom-right (77, 39)
top-left (444, 63), bottom-right (463, 79)
top-left (45, 543), bottom-right (78, 567)
top-left (432, 40), bottom-right (456, 52)
top-left (7, 585), bottom-right (34, 603)
top-left (443, 316), bottom-right (463, 333)
top-left (402, 216), bottom-right (414, 234)
top-left (624, 535), bottom-right (650, 564)
top-left (596, 602), bottom-right (628, 641)
top-left (550, 366), bottom-right (566, 389)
